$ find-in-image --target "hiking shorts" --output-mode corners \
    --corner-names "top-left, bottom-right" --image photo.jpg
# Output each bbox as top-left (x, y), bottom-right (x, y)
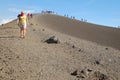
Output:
top-left (18, 23), bottom-right (27, 29)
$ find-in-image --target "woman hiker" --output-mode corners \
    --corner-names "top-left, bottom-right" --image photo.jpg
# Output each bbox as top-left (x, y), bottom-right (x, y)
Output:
top-left (17, 11), bottom-right (28, 38)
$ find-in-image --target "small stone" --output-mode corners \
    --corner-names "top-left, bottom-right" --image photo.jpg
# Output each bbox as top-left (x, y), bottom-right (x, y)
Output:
top-left (16, 56), bottom-right (19, 59)
top-left (30, 23), bottom-right (33, 25)
top-left (95, 60), bottom-right (100, 64)
top-left (105, 48), bottom-right (108, 50)
top-left (0, 68), bottom-right (3, 71)
top-left (87, 69), bottom-right (92, 72)
top-left (45, 36), bottom-right (60, 44)
top-left (72, 45), bottom-right (75, 48)
top-left (81, 70), bottom-right (84, 74)
top-left (33, 29), bottom-right (36, 31)
top-left (78, 49), bottom-right (81, 52)
top-left (42, 29), bottom-right (45, 31)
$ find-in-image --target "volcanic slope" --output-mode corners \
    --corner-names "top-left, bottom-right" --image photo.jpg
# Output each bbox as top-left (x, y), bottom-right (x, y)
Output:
top-left (31, 14), bottom-right (120, 50)
top-left (0, 14), bottom-right (119, 80)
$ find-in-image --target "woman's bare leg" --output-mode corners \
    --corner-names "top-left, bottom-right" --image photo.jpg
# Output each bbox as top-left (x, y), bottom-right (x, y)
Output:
top-left (20, 28), bottom-right (24, 38)
top-left (23, 28), bottom-right (26, 37)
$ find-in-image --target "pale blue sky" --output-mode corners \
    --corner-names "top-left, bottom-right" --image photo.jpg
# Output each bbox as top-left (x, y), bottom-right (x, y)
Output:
top-left (0, 0), bottom-right (120, 27)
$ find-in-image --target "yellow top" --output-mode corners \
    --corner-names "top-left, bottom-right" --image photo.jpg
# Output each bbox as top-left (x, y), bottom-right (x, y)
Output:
top-left (19, 15), bottom-right (27, 24)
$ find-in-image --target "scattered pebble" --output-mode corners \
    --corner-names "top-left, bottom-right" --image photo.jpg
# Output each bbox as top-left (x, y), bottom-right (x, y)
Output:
top-left (87, 69), bottom-right (93, 72)
top-left (105, 48), bottom-right (108, 50)
top-left (78, 49), bottom-right (81, 52)
top-left (42, 29), bottom-right (45, 31)
top-left (95, 60), bottom-right (100, 65)
top-left (44, 36), bottom-right (60, 44)
top-left (33, 29), bottom-right (36, 31)
top-left (72, 45), bottom-right (75, 48)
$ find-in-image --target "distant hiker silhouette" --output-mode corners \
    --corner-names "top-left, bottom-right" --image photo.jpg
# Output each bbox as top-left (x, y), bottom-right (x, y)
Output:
top-left (30, 13), bottom-right (33, 18)
top-left (27, 13), bottom-right (30, 20)
top-left (17, 11), bottom-right (28, 38)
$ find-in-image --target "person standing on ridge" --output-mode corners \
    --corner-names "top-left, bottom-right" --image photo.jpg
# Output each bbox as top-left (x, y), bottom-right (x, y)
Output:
top-left (30, 13), bottom-right (33, 18)
top-left (27, 13), bottom-right (30, 20)
top-left (17, 11), bottom-right (28, 38)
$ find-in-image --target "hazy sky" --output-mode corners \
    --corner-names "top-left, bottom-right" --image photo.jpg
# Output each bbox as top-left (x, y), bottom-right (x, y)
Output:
top-left (0, 0), bottom-right (120, 27)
